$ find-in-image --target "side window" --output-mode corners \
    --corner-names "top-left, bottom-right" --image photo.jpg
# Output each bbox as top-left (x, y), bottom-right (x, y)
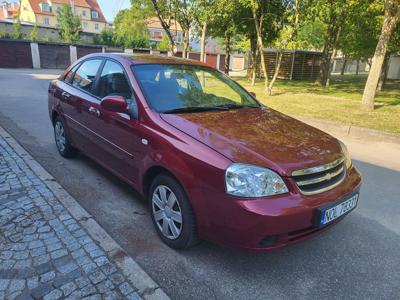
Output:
top-left (72, 59), bottom-right (102, 93)
top-left (96, 60), bottom-right (132, 100)
top-left (64, 63), bottom-right (80, 83)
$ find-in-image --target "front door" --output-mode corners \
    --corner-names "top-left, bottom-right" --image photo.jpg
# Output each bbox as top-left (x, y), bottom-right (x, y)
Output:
top-left (86, 59), bottom-right (143, 184)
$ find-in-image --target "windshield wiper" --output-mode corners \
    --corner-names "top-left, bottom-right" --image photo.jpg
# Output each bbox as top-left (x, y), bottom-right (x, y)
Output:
top-left (162, 106), bottom-right (229, 114)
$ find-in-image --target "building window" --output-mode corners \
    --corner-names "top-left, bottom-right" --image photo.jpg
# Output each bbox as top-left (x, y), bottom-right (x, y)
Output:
top-left (95, 23), bottom-right (99, 30)
top-left (151, 30), bottom-right (163, 40)
top-left (83, 22), bottom-right (88, 30)
top-left (91, 11), bottom-right (99, 19)
top-left (44, 17), bottom-right (50, 25)
top-left (56, 6), bottom-right (61, 12)
top-left (40, 3), bottom-right (51, 12)
top-left (82, 10), bottom-right (86, 17)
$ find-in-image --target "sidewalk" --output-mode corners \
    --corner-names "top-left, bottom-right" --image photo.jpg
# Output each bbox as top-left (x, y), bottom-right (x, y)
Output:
top-left (0, 127), bottom-right (169, 300)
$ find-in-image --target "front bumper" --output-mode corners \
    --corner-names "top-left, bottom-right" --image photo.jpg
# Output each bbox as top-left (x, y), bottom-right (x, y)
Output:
top-left (197, 166), bottom-right (362, 251)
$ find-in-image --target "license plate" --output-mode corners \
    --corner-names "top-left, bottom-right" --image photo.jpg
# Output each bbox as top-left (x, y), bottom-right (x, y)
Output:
top-left (317, 193), bottom-right (358, 227)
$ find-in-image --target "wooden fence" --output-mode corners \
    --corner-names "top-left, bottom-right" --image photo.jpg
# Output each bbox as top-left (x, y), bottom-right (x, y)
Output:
top-left (257, 49), bottom-right (322, 80)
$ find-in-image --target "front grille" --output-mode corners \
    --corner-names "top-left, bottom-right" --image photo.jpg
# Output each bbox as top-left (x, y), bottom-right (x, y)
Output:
top-left (292, 158), bottom-right (346, 195)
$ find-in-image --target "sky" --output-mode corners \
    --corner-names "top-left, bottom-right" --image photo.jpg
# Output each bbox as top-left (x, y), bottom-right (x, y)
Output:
top-left (5, 0), bottom-right (131, 22)
top-left (97, 0), bottom-right (131, 22)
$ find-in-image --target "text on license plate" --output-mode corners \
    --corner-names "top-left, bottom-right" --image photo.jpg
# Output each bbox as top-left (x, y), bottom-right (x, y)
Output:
top-left (320, 194), bottom-right (358, 226)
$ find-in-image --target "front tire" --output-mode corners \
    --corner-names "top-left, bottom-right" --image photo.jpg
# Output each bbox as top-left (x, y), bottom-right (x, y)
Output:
top-left (54, 116), bottom-right (78, 158)
top-left (149, 174), bottom-right (199, 249)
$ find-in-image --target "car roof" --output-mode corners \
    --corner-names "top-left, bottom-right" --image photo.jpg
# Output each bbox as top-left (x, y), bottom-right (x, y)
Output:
top-left (84, 52), bottom-right (209, 67)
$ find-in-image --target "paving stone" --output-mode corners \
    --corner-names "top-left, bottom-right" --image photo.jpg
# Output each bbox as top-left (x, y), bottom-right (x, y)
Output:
top-left (39, 271), bottom-right (56, 283)
top-left (88, 270), bottom-right (106, 285)
top-left (27, 277), bottom-right (39, 290)
top-left (0, 135), bottom-right (141, 300)
top-left (126, 292), bottom-right (142, 300)
top-left (119, 282), bottom-right (134, 296)
top-left (0, 279), bottom-right (10, 291)
top-left (60, 281), bottom-right (77, 296)
top-left (43, 289), bottom-right (62, 300)
top-left (50, 249), bottom-right (68, 260)
top-left (8, 279), bottom-right (25, 294)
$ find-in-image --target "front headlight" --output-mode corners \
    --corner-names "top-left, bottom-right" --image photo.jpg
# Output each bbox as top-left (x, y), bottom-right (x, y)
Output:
top-left (225, 164), bottom-right (288, 197)
top-left (339, 140), bottom-right (352, 169)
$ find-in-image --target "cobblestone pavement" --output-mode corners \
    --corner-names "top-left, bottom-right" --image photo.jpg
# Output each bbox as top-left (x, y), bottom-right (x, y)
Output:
top-left (0, 135), bottom-right (142, 299)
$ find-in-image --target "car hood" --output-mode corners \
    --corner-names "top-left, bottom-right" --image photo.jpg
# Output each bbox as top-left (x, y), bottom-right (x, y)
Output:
top-left (160, 107), bottom-right (342, 176)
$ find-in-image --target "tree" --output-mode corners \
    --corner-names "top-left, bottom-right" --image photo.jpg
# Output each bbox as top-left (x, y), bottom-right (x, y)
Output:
top-left (208, 0), bottom-right (240, 73)
top-left (312, 0), bottom-right (348, 89)
top-left (361, 0), bottom-right (400, 111)
top-left (268, 0), bottom-right (307, 95)
top-left (13, 19), bottom-right (23, 40)
top-left (93, 28), bottom-right (115, 46)
top-left (146, 0), bottom-right (177, 53)
top-left (114, 8), bottom-right (150, 48)
top-left (193, 0), bottom-right (215, 61)
top-left (29, 25), bottom-right (39, 42)
top-left (56, 5), bottom-right (81, 43)
top-left (238, 0), bottom-right (284, 93)
top-left (156, 34), bottom-right (170, 50)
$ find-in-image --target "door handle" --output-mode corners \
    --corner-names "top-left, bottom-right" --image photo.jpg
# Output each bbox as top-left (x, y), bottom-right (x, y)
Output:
top-left (61, 91), bottom-right (71, 99)
top-left (88, 106), bottom-right (101, 117)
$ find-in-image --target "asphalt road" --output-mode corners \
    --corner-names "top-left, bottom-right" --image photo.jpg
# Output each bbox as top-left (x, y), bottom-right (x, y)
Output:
top-left (1, 68), bottom-right (399, 300)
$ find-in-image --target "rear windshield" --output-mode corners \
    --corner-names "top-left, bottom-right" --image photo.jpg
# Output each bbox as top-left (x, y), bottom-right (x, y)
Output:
top-left (131, 64), bottom-right (259, 113)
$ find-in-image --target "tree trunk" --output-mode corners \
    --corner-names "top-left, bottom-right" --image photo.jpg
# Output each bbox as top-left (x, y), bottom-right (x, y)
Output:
top-left (361, 0), bottom-right (400, 111)
top-left (267, 0), bottom-right (300, 95)
top-left (318, 42), bottom-right (330, 86)
top-left (267, 51), bottom-right (283, 95)
top-left (377, 52), bottom-right (390, 91)
top-left (200, 22), bottom-right (207, 62)
top-left (341, 56), bottom-right (347, 75)
top-left (252, 7), bottom-right (268, 93)
top-left (247, 37), bottom-right (257, 84)
top-left (356, 58), bottom-right (360, 75)
top-left (224, 32), bottom-right (231, 75)
top-left (182, 30), bottom-right (189, 59)
top-left (251, 45), bottom-right (258, 86)
top-left (325, 47), bottom-right (338, 91)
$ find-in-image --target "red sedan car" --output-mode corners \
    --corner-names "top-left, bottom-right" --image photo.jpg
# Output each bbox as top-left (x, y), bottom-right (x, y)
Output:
top-left (48, 53), bottom-right (362, 251)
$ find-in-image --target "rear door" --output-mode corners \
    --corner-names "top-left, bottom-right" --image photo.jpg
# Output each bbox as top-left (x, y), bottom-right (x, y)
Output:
top-left (66, 58), bottom-right (104, 155)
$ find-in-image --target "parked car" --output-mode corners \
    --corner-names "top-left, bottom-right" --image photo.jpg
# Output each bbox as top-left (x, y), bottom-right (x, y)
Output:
top-left (48, 53), bottom-right (362, 251)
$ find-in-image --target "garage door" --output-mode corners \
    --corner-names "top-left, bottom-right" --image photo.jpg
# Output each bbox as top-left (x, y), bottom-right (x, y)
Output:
top-left (0, 40), bottom-right (33, 68)
top-left (39, 43), bottom-right (70, 69)
top-left (77, 46), bottom-right (102, 59)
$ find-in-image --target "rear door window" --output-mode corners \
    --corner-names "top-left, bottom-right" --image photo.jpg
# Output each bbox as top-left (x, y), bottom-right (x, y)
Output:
top-left (72, 59), bottom-right (103, 93)
top-left (64, 64), bottom-right (80, 83)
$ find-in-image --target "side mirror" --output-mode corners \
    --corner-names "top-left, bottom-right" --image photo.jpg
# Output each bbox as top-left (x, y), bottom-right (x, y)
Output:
top-left (249, 92), bottom-right (256, 98)
top-left (100, 96), bottom-right (128, 114)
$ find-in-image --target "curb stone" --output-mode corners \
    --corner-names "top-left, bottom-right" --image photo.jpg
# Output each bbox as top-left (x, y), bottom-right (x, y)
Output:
top-left (0, 125), bottom-right (170, 300)
top-left (292, 115), bottom-right (400, 144)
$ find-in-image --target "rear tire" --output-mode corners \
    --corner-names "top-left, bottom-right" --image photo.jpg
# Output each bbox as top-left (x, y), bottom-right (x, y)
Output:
top-left (54, 116), bottom-right (78, 158)
top-left (149, 174), bottom-right (200, 249)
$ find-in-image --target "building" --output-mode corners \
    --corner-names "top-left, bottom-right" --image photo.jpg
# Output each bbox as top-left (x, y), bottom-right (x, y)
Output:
top-left (146, 17), bottom-right (183, 47)
top-left (18, 0), bottom-right (106, 34)
top-left (0, 1), bottom-right (19, 19)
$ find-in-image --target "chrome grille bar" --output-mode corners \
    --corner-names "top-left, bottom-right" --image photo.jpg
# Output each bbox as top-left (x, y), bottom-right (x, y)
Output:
top-left (292, 158), bottom-right (346, 195)
top-left (291, 158), bottom-right (344, 176)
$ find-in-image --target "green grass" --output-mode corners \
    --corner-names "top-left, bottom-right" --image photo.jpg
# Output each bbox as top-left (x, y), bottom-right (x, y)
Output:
top-left (235, 75), bottom-right (400, 134)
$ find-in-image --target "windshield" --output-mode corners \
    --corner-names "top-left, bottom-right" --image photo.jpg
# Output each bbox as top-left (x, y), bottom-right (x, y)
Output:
top-left (131, 64), bottom-right (259, 113)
